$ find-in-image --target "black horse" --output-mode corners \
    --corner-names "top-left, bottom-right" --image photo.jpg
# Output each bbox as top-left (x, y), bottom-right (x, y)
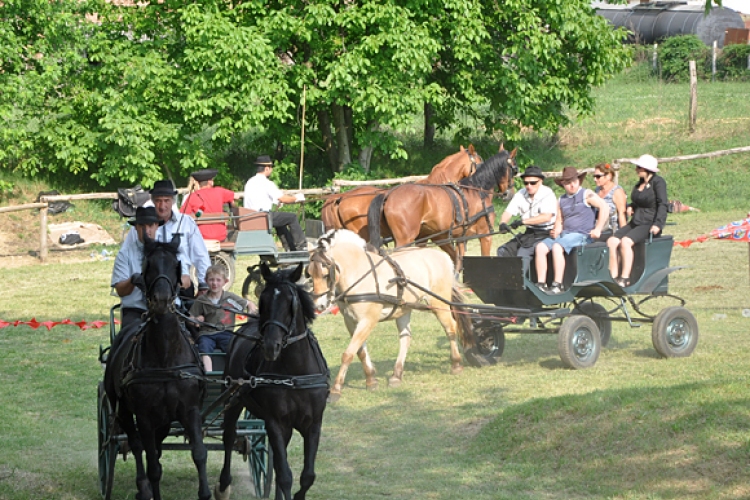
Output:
top-left (104, 236), bottom-right (210, 500)
top-left (216, 263), bottom-right (329, 500)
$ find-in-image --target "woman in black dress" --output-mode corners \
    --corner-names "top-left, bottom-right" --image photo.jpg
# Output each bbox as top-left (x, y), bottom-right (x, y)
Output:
top-left (606, 154), bottom-right (668, 287)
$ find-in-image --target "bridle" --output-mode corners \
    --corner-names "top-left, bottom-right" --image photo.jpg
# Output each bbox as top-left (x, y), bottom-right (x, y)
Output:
top-left (260, 283), bottom-right (309, 348)
top-left (466, 149), bottom-right (481, 177)
top-left (308, 249), bottom-right (338, 306)
top-left (141, 250), bottom-right (180, 312)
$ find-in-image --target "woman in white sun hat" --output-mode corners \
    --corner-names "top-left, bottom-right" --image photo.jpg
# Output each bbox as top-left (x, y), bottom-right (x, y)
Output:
top-left (606, 154), bottom-right (668, 287)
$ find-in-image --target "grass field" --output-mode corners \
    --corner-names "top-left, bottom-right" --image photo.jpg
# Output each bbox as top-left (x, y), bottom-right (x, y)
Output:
top-left (1, 67), bottom-right (750, 500)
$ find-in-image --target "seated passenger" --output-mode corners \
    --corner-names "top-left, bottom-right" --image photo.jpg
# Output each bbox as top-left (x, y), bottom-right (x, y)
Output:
top-left (180, 169), bottom-right (236, 242)
top-left (593, 162), bottom-right (627, 236)
top-left (496, 165), bottom-right (557, 268)
top-left (189, 264), bottom-right (257, 372)
top-left (535, 167), bottom-right (609, 295)
top-left (243, 155), bottom-right (307, 251)
top-left (607, 154), bottom-right (668, 287)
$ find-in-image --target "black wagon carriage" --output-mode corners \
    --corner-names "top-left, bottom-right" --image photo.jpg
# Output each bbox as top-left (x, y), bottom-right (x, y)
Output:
top-left (97, 305), bottom-right (273, 500)
top-left (462, 235), bottom-right (699, 369)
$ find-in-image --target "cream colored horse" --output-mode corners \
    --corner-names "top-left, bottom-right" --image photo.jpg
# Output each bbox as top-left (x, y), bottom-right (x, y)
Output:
top-left (308, 229), bottom-right (482, 403)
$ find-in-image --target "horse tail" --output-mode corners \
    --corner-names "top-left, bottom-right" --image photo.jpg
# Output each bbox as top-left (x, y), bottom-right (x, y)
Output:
top-left (452, 284), bottom-right (496, 368)
top-left (367, 193), bottom-right (386, 248)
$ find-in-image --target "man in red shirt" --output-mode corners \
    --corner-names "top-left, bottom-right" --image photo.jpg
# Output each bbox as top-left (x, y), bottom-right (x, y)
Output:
top-left (181, 169), bottom-right (236, 241)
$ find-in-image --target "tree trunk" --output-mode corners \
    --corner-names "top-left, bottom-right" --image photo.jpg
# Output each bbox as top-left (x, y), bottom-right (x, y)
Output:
top-left (358, 120), bottom-right (378, 173)
top-left (332, 103), bottom-right (351, 171)
top-left (318, 109), bottom-right (339, 173)
top-left (424, 102), bottom-right (435, 147)
top-left (344, 105), bottom-right (354, 153)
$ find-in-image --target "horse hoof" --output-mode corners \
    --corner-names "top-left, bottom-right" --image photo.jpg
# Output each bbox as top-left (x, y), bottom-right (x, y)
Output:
top-left (388, 377), bottom-right (402, 388)
top-left (366, 380), bottom-right (379, 391)
top-left (214, 484), bottom-right (231, 500)
top-left (328, 391), bottom-right (341, 404)
top-left (450, 365), bottom-right (463, 375)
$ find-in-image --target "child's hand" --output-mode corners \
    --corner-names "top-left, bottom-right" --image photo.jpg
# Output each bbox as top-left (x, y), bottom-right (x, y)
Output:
top-left (247, 302), bottom-right (258, 315)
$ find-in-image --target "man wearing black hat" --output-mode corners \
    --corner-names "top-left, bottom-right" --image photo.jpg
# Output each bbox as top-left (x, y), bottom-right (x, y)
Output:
top-left (111, 206), bottom-right (192, 332)
top-left (123, 179), bottom-right (211, 286)
top-left (181, 169), bottom-right (236, 241)
top-left (495, 165), bottom-right (557, 263)
top-left (243, 155), bottom-right (307, 251)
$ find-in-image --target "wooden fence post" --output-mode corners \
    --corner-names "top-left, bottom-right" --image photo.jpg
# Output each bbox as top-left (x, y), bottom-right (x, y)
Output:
top-left (39, 205), bottom-right (48, 262)
top-left (652, 43), bottom-right (658, 72)
top-left (712, 40), bottom-right (717, 81)
top-left (689, 60), bottom-right (697, 133)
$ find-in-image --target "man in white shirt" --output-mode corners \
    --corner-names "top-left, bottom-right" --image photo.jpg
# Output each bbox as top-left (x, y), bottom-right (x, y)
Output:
top-left (123, 179), bottom-right (211, 288)
top-left (496, 165), bottom-right (557, 263)
top-left (243, 155), bottom-right (307, 251)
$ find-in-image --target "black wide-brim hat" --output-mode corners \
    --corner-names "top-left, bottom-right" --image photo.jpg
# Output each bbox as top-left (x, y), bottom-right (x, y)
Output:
top-left (191, 168), bottom-right (218, 182)
top-left (150, 179), bottom-right (178, 197)
top-left (254, 155), bottom-right (273, 166)
top-left (128, 206), bottom-right (164, 226)
top-left (520, 165), bottom-right (546, 180)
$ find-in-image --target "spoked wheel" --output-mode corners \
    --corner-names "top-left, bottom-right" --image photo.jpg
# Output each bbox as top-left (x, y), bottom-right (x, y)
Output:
top-left (212, 251), bottom-right (236, 290)
top-left (558, 315), bottom-right (601, 369)
top-left (241, 265), bottom-right (265, 301)
top-left (243, 413), bottom-right (273, 498)
top-left (97, 382), bottom-right (118, 500)
top-left (464, 317), bottom-right (504, 366)
top-left (572, 302), bottom-right (612, 347)
top-left (651, 306), bottom-right (699, 358)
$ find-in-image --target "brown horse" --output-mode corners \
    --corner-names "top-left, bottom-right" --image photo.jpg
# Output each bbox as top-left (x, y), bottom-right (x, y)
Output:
top-left (308, 229), bottom-right (491, 403)
top-left (320, 145), bottom-right (482, 240)
top-left (367, 147), bottom-right (517, 266)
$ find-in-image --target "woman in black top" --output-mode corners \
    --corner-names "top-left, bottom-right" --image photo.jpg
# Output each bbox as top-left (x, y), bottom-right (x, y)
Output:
top-left (606, 154), bottom-right (668, 287)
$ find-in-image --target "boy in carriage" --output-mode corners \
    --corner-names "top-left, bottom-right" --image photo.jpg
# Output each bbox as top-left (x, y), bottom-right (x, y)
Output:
top-left (189, 264), bottom-right (257, 372)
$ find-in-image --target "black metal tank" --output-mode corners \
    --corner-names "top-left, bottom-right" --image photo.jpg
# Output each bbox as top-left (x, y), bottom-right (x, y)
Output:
top-left (596, 2), bottom-right (745, 48)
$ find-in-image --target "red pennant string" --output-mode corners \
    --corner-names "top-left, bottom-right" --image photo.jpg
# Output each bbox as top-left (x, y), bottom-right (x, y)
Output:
top-left (0, 318), bottom-right (115, 331)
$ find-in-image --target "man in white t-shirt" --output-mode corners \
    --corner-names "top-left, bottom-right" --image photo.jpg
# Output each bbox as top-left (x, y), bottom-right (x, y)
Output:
top-left (243, 155), bottom-right (307, 251)
top-left (496, 165), bottom-right (557, 263)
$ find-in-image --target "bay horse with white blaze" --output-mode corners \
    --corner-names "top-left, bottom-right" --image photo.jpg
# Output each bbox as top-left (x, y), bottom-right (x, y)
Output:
top-left (320, 145), bottom-right (482, 241)
top-left (104, 236), bottom-right (210, 500)
top-left (308, 229), bottom-right (493, 403)
top-left (216, 263), bottom-right (328, 500)
top-left (367, 147), bottom-right (517, 266)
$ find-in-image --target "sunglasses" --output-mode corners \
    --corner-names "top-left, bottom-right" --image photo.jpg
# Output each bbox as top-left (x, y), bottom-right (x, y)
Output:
top-left (593, 174), bottom-right (606, 179)
top-left (523, 180), bottom-right (540, 186)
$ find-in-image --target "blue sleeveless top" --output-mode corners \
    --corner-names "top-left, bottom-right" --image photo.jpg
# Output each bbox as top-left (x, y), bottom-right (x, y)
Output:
top-left (560, 188), bottom-right (595, 235)
top-left (595, 185), bottom-right (623, 231)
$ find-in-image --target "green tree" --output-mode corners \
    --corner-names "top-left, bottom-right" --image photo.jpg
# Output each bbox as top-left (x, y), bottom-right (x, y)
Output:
top-left (2, 0), bottom-right (634, 185)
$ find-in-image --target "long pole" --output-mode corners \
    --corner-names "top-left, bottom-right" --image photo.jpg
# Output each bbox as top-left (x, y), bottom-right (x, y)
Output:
top-left (299, 85), bottom-right (307, 191)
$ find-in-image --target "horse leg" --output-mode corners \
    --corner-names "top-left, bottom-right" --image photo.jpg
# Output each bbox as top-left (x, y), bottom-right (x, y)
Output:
top-left (117, 405), bottom-right (152, 500)
top-left (389, 313), bottom-right (412, 388)
top-left (266, 420), bottom-right (294, 500)
top-left (331, 316), bottom-right (378, 403)
top-left (431, 300), bottom-right (464, 375)
top-left (479, 234), bottom-right (493, 256)
top-left (183, 407), bottom-right (211, 500)
top-left (216, 402), bottom-right (243, 500)
top-left (136, 420), bottom-right (161, 500)
top-left (293, 421), bottom-right (324, 500)
top-left (345, 315), bottom-right (378, 391)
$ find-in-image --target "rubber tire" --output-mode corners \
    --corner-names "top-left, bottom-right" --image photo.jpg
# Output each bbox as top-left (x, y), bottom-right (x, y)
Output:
top-left (651, 306), bottom-right (699, 358)
top-left (471, 318), bottom-right (505, 361)
top-left (211, 251), bottom-right (236, 290)
top-left (241, 266), bottom-right (264, 301)
top-left (97, 382), bottom-right (117, 500)
top-left (572, 302), bottom-right (612, 347)
top-left (558, 315), bottom-right (601, 369)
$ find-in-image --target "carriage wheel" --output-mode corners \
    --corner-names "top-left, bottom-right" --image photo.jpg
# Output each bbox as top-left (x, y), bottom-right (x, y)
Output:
top-left (472, 319), bottom-right (505, 361)
top-left (97, 382), bottom-right (118, 500)
top-left (244, 421), bottom-right (273, 497)
top-left (651, 306), bottom-right (699, 358)
top-left (211, 251), bottom-right (236, 290)
top-left (241, 266), bottom-right (265, 301)
top-left (572, 302), bottom-right (612, 347)
top-left (558, 315), bottom-right (601, 369)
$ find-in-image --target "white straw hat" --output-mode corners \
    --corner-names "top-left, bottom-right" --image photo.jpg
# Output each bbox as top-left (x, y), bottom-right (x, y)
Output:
top-left (630, 154), bottom-right (659, 173)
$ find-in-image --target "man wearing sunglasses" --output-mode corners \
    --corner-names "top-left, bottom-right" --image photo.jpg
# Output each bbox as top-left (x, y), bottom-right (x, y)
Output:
top-left (496, 165), bottom-right (557, 266)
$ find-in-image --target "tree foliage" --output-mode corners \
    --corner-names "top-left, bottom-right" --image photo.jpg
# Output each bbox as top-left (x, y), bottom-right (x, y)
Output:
top-left (1, 0), bottom-right (632, 186)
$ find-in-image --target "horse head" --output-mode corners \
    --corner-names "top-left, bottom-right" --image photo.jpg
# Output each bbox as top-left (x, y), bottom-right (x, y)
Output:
top-left (460, 146), bottom-right (517, 197)
top-left (308, 230), bottom-right (367, 312)
top-left (258, 262), bottom-right (316, 361)
top-left (141, 235), bottom-right (181, 315)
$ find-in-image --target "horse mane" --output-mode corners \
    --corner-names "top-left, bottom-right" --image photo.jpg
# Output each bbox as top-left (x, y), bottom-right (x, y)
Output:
top-left (459, 150), bottom-right (512, 190)
top-left (264, 267), bottom-right (317, 326)
top-left (319, 229), bottom-right (368, 250)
